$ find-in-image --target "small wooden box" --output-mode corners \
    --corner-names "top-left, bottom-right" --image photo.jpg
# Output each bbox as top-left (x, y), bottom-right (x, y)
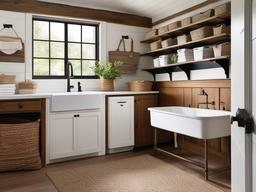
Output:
top-left (158, 26), bottom-right (169, 35)
top-left (215, 2), bottom-right (231, 16)
top-left (150, 40), bottom-right (162, 51)
top-left (192, 9), bottom-right (214, 23)
top-left (168, 21), bottom-right (181, 31)
top-left (213, 24), bottom-right (231, 35)
top-left (145, 29), bottom-right (158, 40)
top-left (161, 38), bottom-right (177, 48)
top-left (177, 34), bottom-right (191, 45)
top-left (213, 42), bottom-right (231, 57)
top-left (181, 17), bottom-right (192, 27)
top-left (190, 26), bottom-right (213, 41)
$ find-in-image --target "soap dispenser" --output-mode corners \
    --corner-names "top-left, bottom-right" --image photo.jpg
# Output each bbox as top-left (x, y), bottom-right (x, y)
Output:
top-left (78, 82), bottom-right (82, 92)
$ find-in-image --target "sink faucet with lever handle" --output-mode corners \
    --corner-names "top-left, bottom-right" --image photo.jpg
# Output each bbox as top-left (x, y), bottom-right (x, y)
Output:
top-left (67, 61), bottom-right (74, 92)
top-left (197, 88), bottom-right (215, 109)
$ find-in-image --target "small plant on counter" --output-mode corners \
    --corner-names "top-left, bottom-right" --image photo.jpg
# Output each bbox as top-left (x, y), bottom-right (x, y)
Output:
top-left (91, 61), bottom-right (123, 91)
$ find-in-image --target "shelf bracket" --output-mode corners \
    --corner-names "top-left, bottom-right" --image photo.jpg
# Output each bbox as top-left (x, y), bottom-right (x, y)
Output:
top-left (178, 66), bottom-right (191, 80)
top-left (216, 60), bottom-right (230, 78)
top-left (167, 72), bottom-right (172, 81)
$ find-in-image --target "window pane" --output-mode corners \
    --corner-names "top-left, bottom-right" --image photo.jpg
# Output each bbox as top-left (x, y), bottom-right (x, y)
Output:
top-left (50, 22), bottom-right (64, 41)
top-left (82, 26), bottom-right (96, 43)
top-left (68, 43), bottom-right (81, 59)
top-left (82, 60), bottom-right (95, 76)
top-left (34, 41), bottom-right (49, 58)
top-left (82, 44), bottom-right (95, 59)
top-left (51, 59), bottom-right (65, 76)
top-left (51, 42), bottom-right (64, 58)
top-left (34, 21), bottom-right (49, 40)
top-left (68, 24), bottom-right (81, 42)
top-left (69, 60), bottom-right (81, 76)
top-left (34, 59), bottom-right (49, 76)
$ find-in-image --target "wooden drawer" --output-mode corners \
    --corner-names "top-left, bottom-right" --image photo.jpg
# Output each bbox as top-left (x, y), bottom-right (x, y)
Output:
top-left (0, 100), bottom-right (42, 114)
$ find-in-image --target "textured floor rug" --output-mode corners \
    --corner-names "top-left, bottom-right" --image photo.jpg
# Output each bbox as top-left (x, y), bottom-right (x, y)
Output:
top-left (47, 154), bottom-right (224, 192)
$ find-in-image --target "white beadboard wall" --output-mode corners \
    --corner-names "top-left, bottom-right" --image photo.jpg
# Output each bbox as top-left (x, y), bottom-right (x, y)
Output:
top-left (0, 10), bottom-right (153, 93)
top-left (153, 0), bottom-right (231, 82)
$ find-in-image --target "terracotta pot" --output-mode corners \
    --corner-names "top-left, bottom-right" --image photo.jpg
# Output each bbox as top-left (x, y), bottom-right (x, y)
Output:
top-left (100, 79), bottom-right (114, 91)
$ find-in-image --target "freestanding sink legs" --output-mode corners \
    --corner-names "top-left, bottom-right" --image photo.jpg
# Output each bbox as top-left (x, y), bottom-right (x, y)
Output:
top-left (153, 127), bottom-right (209, 181)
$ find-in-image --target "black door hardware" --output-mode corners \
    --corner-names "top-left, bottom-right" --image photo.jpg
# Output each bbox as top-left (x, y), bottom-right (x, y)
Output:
top-left (231, 108), bottom-right (254, 134)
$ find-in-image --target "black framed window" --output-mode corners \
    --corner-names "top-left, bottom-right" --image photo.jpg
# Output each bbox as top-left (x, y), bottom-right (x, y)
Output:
top-left (32, 17), bottom-right (99, 79)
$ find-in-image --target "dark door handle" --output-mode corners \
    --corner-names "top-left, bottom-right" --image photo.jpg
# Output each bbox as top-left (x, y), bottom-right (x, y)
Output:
top-left (231, 108), bottom-right (254, 134)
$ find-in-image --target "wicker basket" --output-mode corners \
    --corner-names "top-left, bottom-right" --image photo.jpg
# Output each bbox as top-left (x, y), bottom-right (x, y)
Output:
top-left (0, 118), bottom-right (41, 172)
top-left (158, 26), bottom-right (169, 35)
top-left (193, 46), bottom-right (214, 61)
top-left (168, 21), bottom-right (181, 31)
top-left (145, 29), bottom-right (158, 40)
top-left (150, 40), bottom-right (162, 51)
top-left (161, 38), bottom-right (177, 48)
top-left (192, 9), bottom-right (214, 23)
top-left (215, 2), bottom-right (231, 16)
top-left (127, 81), bottom-right (153, 91)
top-left (190, 26), bottom-right (213, 41)
top-left (0, 74), bottom-right (16, 84)
top-left (213, 24), bottom-right (231, 35)
top-left (181, 17), bottom-right (192, 27)
top-left (177, 34), bottom-right (191, 45)
top-left (213, 42), bottom-right (231, 57)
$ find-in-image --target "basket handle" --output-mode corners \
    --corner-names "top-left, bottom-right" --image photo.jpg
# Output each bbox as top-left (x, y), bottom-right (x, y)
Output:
top-left (116, 38), bottom-right (126, 52)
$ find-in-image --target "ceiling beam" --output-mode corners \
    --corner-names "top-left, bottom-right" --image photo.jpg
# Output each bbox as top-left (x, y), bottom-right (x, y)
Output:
top-left (0, 0), bottom-right (152, 28)
top-left (152, 0), bottom-right (220, 26)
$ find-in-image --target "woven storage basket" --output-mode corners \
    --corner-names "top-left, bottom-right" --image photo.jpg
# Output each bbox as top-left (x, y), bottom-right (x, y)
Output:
top-left (17, 80), bottom-right (37, 94)
top-left (181, 17), bottom-right (192, 27)
top-left (161, 38), bottom-right (177, 48)
top-left (192, 9), bottom-right (214, 23)
top-left (193, 46), bottom-right (214, 61)
top-left (168, 21), bottom-right (181, 31)
top-left (150, 40), bottom-right (162, 51)
top-left (213, 24), bottom-right (231, 35)
top-left (190, 26), bottom-right (213, 41)
top-left (213, 42), bottom-right (231, 57)
top-left (0, 118), bottom-right (42, 172)
top-left (215, 2), bottom-right (231, 16)
top-left (0, 74), bottom-right (16, 84)
top-left (177, 34), bottom-right (191, 45)
top-left (158, 26), bottom-right (168, 35)
top-left (100, 79), bottom-right (114, 91)
top-left (145, 29), bottom-right (158, 40)
top-left (127, 81), bottom-right (153, 91)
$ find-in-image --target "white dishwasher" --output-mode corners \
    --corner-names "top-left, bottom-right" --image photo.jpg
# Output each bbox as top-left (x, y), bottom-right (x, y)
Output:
top-left (107, 96), bottom-right (134, 153)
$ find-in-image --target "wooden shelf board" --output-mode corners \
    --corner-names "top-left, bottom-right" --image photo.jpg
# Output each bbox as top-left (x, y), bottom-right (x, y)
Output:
top-left (142, 56), bottom-right (230, 71)
top-left (141, 33), bottom-right (230, 57)
top-left (141, 13), bottom-right (231, 43)
top-left (142, 56), bottom-right (230, 80)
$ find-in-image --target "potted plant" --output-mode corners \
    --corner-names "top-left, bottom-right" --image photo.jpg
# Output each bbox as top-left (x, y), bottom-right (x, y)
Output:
top-left (91, 61), bottom-right (122, 91)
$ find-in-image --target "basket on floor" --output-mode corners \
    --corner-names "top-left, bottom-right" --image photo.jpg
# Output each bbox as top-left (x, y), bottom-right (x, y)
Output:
top-left (0, 118), bottom-right (42, 172)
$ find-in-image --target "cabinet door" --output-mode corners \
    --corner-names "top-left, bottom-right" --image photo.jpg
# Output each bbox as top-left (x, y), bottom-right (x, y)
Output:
top-left (50, 113), bottom-right (75, 159)
top-left (134, 95), bottom-right (157, 147)
top-left (76, 111), bottom-right (101, 155)
top-left (108, 97), bottom-right (134, 149)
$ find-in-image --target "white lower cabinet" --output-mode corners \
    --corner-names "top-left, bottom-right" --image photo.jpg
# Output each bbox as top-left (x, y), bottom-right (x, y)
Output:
top-left (50, 111), bottom-right (101, 160)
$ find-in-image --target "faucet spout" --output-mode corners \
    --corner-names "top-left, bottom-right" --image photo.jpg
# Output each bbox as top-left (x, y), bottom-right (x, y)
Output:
top-left (67, 62), bottom-right (74, 92)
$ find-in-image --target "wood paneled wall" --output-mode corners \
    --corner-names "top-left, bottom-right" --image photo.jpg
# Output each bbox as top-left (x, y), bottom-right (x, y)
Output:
top-left (156, 79), bottom-right (231, 157)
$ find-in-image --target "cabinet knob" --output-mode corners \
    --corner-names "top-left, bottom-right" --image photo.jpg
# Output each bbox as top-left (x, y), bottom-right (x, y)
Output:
top-left (17, 103), bottom-right (23, 109)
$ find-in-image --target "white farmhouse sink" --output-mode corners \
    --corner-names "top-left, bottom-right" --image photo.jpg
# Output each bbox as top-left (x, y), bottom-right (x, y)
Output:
top-left (51, 92), bottom-right (104, 112)
top-left (148, 106), bottom-right (231, 139)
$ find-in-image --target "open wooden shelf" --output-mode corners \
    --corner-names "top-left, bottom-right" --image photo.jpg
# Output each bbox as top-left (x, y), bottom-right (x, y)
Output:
top-left (142, 56), bottom-right (230, 81)
top-left (141, 33), bottom-right (230, 57)
top-left (141, 13), bottom-right (231, 43)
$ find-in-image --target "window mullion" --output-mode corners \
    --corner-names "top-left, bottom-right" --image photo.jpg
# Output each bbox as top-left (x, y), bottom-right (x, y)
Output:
top-left (64, 22), bottom-right (68, 79)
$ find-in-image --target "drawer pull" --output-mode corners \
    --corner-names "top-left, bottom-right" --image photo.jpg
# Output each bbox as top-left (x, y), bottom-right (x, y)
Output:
top-left (117, 101), bottom-right (127, 104)
top-left (17, 103), bottom-right (23, 109)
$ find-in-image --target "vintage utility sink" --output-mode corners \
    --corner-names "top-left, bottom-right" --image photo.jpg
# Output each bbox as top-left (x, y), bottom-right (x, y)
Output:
top-left (51, 92), bottom-right (104, 112)
top-left (148, 106), bottom-right (231, 139)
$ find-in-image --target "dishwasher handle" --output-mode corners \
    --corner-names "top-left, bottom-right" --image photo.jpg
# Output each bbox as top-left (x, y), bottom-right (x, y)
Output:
top-left (117, 101), bottom-right (127, 104)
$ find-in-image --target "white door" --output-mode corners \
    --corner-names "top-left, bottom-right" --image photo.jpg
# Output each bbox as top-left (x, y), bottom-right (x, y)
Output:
top-left (108, 96), bottom-right (134, 149)
top-left (232, 0), bottom-right (254, 191)
top-left (50, 113), bottom-right (75, 159)
top-left (76, 111), bottom-right (101, 155)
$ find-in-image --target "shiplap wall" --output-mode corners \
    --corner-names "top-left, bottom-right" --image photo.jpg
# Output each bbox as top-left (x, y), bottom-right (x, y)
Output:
top-left (0, 10), bottom-right (153, 93)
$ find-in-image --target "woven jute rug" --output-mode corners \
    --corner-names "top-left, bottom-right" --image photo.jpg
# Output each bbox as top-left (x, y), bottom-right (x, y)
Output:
top-left (47, 154), bottom-right (224, 192)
